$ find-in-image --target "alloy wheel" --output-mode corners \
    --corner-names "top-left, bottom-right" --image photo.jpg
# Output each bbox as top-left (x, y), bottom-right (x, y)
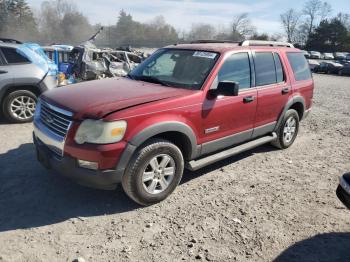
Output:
top-left (10, 96), bottom-right (36, 120)
top-left (142, 154), bottom-right (176, 195)
top-left (283, 117), bottom-right (297, 143)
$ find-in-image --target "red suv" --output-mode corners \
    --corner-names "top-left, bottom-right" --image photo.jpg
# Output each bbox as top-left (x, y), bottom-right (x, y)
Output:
top-left (33, 40), bottom-right (314, 205)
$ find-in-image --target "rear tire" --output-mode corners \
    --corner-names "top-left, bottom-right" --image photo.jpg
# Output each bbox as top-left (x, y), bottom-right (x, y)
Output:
top-left (272, 109), bottom-right (300, 149)
top-left (122, 139), bottom-right (184, 206)
top-left (2, 90), bottom-right (37, 123)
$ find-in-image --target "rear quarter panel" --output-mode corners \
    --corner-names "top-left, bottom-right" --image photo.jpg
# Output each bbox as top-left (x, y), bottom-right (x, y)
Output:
top-left (280, 50), bottom-right (314, 110)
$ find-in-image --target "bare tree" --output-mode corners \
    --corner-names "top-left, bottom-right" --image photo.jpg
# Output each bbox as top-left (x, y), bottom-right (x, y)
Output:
top-left (280, 9), bottom-right (301, 42)
top-left (320, 2), bottom-right (332, 21)
top-left (232, 13), bottom-right (256, 39)
top-left (303, 0), bottom-right (332, 39)
top-left (337, 12), bottom-right (350, 30)
top-left (188, 23), bottom-right (216, 40)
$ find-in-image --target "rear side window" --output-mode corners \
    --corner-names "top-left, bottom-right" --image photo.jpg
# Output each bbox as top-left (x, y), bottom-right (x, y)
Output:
top-left (255, 52), bottom-right (276, 86)
top-left (287, 52), bottom-right (312, 81)
top-left (1, 47), bottom-right (30, 64)
top-left (274, 53), bottom-right (284, 83)
top-left (218, 52), bottom-right (251, 89)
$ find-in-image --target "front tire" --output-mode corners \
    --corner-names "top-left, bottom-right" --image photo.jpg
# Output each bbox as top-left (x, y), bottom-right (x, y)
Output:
top-left (122, 139), bottom-right (184, 206)
top-left (272, 109), bottom-right (300, 149)
top-left (2, 90), bottom-right (37, 123)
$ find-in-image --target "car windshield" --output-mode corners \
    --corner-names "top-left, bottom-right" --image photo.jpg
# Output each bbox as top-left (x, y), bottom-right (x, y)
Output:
top-left (128, 49), bottom-right (219, 90)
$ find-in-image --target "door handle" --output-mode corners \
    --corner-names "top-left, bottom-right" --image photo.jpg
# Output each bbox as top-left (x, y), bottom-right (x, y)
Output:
top-left (243, 96), bottom-right (255, 103)
top-left (282, 87), bottom-right (290, 95)
top-left (0, 70), bottom-right (8, 74)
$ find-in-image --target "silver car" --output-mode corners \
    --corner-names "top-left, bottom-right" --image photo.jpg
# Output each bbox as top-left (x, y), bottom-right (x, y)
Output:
top-left (0, 41), bottom-right (57, 123)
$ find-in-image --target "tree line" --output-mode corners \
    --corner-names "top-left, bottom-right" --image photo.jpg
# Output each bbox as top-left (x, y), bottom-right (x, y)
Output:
top-left (1, 0), bottom-right (349, 50)
top-left (280, 0), bottom-right (350, 51)
top-left (0, 0), bottom-right (278, 47)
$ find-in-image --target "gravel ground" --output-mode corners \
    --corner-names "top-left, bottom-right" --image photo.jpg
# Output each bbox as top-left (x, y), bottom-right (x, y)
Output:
top-left (0, 74), bottom-right (349, 262)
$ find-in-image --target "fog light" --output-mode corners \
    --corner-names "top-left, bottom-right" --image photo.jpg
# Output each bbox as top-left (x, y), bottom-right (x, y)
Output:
top-left (78, 160), bottom-right (98, 170)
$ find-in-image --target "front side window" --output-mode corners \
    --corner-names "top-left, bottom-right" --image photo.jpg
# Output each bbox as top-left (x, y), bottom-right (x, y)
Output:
top-left (255, 52), bottom-right (276, 86)
top-left (287, 52), bottom-right (312, 81)
top-left (129, 49), bottom-right (219, 90)
top-left (1, 47), bottom-right (30, 64)
top-left (218, 52), bottom-right (251, 89)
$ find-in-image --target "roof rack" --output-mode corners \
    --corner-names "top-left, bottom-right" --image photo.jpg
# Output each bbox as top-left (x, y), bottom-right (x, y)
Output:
top-left (240, 40), bottom-right (294, 48)
top-left (0, 38), bottom-right (23, 44)
top-left (190, 40), bottom-right (241, 44)
top-left (189, 39), bottom-right (294, 48)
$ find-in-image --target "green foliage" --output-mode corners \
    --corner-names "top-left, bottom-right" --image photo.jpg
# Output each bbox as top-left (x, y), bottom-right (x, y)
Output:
top-left (306, 18), bottom-right (350, 51)
top-left (0, 0), bottom-right (39, 41)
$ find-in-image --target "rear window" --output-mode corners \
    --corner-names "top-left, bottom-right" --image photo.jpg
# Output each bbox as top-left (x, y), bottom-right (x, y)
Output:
top-left (287, 52), bottom-right (312, 81)
top-left (254, 52), bottom-right (277, 86)
top-left (1, 47), bottom-right (30, 64)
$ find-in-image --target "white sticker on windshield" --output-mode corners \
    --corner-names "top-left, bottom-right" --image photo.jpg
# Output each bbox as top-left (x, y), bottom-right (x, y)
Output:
top-left (193, 51), bottom-right (217, 59)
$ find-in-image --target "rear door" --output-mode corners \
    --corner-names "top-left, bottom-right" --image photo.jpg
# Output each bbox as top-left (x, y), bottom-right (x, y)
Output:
top-left (201, 51), bottom-right (258, 155)
top-left (253, 50), bottom-right (291, 137)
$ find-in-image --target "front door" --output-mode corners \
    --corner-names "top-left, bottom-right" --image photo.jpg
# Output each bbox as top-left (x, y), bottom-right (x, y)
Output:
top-left (201, 51), bottom-right (257, 155)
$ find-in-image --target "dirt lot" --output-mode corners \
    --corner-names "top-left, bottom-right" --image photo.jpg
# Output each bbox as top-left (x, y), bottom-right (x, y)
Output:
top-left (0, 74), bottom-right (349, 262)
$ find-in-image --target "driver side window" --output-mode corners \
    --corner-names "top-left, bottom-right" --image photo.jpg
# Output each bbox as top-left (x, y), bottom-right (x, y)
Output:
top-left (218, 52), bottom-right (251, 89)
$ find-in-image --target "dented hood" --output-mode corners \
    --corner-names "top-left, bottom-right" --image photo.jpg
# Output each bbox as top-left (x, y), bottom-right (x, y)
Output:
top-left (42, 77), bottom-right (192, 119)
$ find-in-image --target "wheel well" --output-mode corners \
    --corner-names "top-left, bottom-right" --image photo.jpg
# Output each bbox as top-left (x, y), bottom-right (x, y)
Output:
top-left (1, 85), bottom-right (41, 105)
top-left (289, 102), bottom-right (304, 120)
top-left (151, 131), bottom-right (193, 160)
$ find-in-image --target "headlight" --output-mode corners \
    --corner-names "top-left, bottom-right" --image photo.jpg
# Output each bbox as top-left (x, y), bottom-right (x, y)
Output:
top-left (74, 119), bottom-right (127, 144)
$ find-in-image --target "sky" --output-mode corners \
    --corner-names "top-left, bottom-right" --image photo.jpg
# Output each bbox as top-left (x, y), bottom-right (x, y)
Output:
top-left (27, 0), bottom-right (350, 34)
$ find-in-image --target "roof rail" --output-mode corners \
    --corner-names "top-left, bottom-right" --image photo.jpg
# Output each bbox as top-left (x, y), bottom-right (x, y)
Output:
top-left (0, 38), bottom-right (23, 44)
top-left (240, 40), bottom-right (294, 48)
top-left (190, 40), bottom-right (241, 44)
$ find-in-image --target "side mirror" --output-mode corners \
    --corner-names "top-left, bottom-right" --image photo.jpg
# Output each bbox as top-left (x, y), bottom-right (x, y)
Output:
top-left (209, 81), bottom-right (239, 97)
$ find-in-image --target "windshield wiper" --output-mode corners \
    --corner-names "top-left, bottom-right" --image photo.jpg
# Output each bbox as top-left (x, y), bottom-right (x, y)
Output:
top-left (136, 75), bottom-right (171, 87)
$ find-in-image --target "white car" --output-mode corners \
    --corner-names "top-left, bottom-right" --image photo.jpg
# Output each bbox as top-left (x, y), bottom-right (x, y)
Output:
top-left (309, 51), bottom-right (321, 59)
top-left (322, 53), bottom-right (334, 60)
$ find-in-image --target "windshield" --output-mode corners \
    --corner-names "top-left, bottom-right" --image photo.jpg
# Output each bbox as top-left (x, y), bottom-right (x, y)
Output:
top-left (128, 49), bottom-right (219, 90)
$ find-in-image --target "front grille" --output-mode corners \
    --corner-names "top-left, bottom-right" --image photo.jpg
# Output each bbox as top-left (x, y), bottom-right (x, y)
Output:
top-left (40, 101), bottom-right (72, 138)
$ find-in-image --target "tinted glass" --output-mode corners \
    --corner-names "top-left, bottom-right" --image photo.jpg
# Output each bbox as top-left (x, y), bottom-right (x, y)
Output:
top-left (255, 52), bottom-right (276, 86)
top-left (130, 49), bottom-right (218, 90)
top-left (274, 53), bottom-right (284, 83)
top-left (1, 47), bottom-right (30, 64)
top-left (287, 52), bottom-right (312, 81)
top-left (218, 52), bottom-right (251, 89)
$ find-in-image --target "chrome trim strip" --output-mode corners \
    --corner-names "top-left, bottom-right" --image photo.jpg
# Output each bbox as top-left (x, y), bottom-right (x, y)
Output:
top-left (339, 176), bottom-right (350, 195)
top-left (42, 100), bottom-right (73, 117)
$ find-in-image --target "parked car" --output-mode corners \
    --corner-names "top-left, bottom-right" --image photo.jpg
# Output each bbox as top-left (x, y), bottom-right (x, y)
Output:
top-left (308, 59), bottom-right (320, 72)
top-left (0, 42), bottom-right (57, 122)
top-left (302, 50), bottom-right (310, 58)
top-left (336, 173), bottom-right (350, 209)
top-left (33, 40), bottom-right (314, 205)
top-left (346, 54), bottom-right (350, 61)
top-left (322, 53), bottom-right (334, 60)
top-left (338, 63), bottom-right (350, 76)
top-left (24, 43), bottom-right (58, 80)
top-left (334, 52), bottom-right (347, 60)
top-left (313, 61), bottom-right (343, 74)
top-left (309, 51), bottom-right (321, 59)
